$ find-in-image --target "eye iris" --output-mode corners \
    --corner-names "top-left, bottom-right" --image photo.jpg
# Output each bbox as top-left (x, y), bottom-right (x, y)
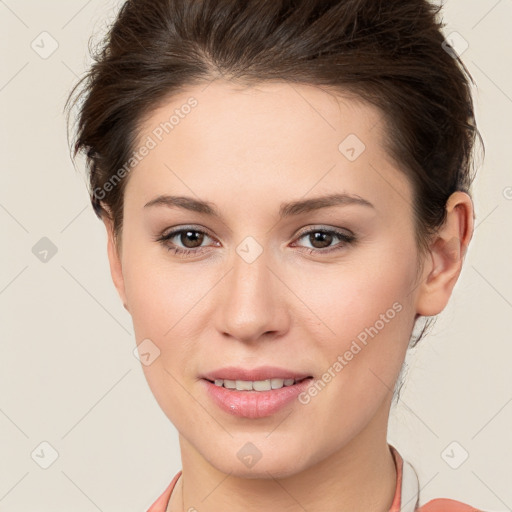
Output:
top-left (181, 230), bottom-right (204, 248)
top-left (310, 231), bottom-right (333, 249)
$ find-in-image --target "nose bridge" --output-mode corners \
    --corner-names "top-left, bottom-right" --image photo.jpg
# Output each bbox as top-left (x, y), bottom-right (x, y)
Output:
top-left (217, 239), bottom-right (285, 342)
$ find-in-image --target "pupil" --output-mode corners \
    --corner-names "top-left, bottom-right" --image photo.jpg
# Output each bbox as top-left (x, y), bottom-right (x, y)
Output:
top-left (311, 232), bottom-right (332, 248)
top-left (182, 230), bottom-right (203, 248)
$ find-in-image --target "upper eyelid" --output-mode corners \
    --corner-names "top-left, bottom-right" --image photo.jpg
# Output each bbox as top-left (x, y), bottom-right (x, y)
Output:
top-left (295, 225), bottom-right (353, 237)
top-left (162, 225), bottom-right (216, 240)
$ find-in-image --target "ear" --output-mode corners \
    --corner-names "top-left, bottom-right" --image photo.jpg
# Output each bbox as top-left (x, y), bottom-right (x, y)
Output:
top-left (101, 214), bottom-right (129, 312)
top-left (415, 191), bottom-right (474, 317)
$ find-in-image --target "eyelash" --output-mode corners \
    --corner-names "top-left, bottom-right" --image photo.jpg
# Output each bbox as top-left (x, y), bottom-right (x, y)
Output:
top-left (155, 225), bottom-right (357, 258)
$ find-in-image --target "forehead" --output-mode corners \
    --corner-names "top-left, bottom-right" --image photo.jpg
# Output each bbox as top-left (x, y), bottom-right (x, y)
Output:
top-left (137, 80), bottom-right (384, 156)
top-left (127, 80), bottom-right (412, 218)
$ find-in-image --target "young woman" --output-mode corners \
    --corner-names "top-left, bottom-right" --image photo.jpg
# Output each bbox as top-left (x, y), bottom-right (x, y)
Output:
top-left (65, 0), bottom-right (485, 510)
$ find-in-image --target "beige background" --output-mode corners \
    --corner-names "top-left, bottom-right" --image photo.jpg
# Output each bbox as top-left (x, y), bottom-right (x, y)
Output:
top-left (0, 0), bottom-right (511, 510)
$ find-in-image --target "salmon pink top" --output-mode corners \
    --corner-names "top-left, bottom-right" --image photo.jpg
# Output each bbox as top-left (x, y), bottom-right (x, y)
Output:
top-left (147, 445), bottom-right (482, 511)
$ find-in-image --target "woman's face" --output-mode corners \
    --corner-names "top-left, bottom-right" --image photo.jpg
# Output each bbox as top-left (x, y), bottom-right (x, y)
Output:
top-left (108, 80), bottom-right (427, 477)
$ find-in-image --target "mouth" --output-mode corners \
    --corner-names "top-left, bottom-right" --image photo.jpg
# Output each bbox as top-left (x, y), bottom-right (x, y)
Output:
top-left (204, 376), bottom-right (313, 391)
top-left (201, 376), bottom-right (315, 419)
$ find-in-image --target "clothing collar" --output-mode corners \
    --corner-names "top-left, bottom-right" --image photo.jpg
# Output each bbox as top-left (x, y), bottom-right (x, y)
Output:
top-left (390, 444), bottom-right (420, 512)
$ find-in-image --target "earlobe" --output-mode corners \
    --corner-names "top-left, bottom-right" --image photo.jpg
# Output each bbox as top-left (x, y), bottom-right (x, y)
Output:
top-left (415, 191), bottom-right (474, 317)
top-left (102, 215), bottom-right (129, 312)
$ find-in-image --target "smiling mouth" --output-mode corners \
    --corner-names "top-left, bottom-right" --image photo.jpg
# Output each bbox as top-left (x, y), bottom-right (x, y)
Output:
top-left (204, 376), bottom-right (313, 392)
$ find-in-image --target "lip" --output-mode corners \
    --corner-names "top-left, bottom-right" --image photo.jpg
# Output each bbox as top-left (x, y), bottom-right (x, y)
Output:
top-left (201, 366), bottom-right (312, 382)
top-left (202, 377), bottom-right (314, 419)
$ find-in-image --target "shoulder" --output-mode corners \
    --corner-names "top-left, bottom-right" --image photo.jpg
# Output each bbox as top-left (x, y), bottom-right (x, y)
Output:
top-left (418, 498), bottom-right (483, 511)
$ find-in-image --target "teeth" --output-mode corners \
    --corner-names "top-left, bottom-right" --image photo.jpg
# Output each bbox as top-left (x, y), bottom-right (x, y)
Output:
top-left (253, 379), bottom-right (272, 391)
top-left (212, 378), bottom-right (302, 391)
top-left (236, 380), bottom-right (253, 391)
top-left (224, 379), bottom-right (236, 389)
top-left (271, 378), bottom-right (284, 389)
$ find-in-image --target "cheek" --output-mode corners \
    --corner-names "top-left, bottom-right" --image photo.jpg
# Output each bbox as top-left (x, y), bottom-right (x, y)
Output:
top-left (121, 245), bottom-right (214, 387)
top-left (121, 251), bottom-right (203, 422)
top-left (121, 241), bottom-right (197, 339)
top-left (298, 244), bottom-right (418, 397)
top-left (299, 246), bottom-right (416, 344)
top-left (299, 268), bottom-right (415, 436)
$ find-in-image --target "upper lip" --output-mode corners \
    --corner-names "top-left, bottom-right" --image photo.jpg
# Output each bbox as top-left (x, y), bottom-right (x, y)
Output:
top-left (201, 366), bottom-right (313, 382)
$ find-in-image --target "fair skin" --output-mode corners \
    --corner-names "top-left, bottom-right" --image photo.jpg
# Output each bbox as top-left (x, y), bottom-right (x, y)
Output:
top-left (102, 80), bottom-right (473, 512)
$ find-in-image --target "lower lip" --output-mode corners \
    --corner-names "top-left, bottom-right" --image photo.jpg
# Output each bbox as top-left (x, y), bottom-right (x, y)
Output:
top-left (202, 378), bottom-right (313, 419)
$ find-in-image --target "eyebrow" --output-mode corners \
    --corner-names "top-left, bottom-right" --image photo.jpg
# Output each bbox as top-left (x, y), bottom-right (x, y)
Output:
top-left (143, 193), bottom-right (375, 219)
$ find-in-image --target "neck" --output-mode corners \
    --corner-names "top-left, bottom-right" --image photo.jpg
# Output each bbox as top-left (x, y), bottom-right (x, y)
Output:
top-left (168, 405), bottom-right (397, 512)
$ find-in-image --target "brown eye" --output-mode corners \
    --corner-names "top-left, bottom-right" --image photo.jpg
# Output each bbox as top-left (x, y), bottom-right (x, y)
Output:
top-left (294, 227), bottom-right (356, 254)
top-left (177, 230), bottom-right (205, 249)
top-left (155, 226), bottom-right (216, 257)
top-left (307, 231), bottom-right (334, 249)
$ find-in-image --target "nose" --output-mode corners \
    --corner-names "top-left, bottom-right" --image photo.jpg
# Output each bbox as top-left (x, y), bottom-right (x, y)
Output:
top-left (215, 246), bottom-right (290, 344)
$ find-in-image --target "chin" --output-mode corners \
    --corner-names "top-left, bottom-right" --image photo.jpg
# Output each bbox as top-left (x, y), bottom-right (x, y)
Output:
top-left (220, 460), bottom-right (305, 480)
top-left (204, 440), bottom-right (312, 480)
